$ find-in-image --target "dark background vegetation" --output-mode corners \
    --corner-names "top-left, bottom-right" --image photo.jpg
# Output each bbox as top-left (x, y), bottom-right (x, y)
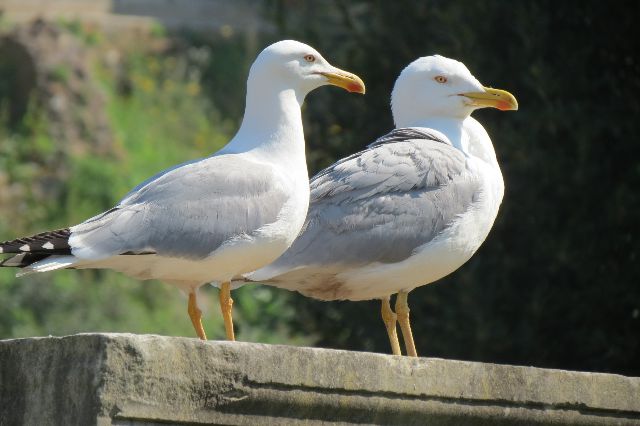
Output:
top-left (262, 0), bottom-right (640, 376)
top-left (1, 1), bottom-right (639, 376)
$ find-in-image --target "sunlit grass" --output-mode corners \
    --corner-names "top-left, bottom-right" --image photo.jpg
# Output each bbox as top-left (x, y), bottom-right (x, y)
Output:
top-left (96, 50), bottom-right (232, 192)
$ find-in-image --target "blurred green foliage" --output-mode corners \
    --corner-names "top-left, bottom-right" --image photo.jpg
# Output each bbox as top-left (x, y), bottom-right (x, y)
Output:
top-left (0, 1), bottom-right (639, 375)
top-left (0, 21), bottom-right (311, 345)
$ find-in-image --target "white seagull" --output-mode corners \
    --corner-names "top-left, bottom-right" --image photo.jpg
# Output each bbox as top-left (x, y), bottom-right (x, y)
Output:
top-left (0, 40), bottom-right (365, 341)
top-left (246, 55), bottom-right (517, 356)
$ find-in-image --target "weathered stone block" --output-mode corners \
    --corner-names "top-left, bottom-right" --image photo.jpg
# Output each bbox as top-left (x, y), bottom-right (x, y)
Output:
top-left (0, 334), bottom-right (638, 425)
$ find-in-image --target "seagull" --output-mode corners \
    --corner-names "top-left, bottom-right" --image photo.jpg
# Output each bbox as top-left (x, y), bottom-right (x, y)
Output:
top-left (0, 40), bottom-right (365, 342)
top-left (246, 55), bottom-right (517, 356)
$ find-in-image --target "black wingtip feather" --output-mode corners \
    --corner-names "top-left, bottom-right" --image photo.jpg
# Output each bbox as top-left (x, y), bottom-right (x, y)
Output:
top-left (0, 253), bottom-right (51, 268)
top-left (0, 228), bottom-right (72, 255)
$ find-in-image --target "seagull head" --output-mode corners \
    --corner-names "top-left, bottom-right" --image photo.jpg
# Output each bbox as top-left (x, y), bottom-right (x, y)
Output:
top-left (391, 55), bottom-right (517, 127)
top-left (248, 40), bottom-right (365, 101)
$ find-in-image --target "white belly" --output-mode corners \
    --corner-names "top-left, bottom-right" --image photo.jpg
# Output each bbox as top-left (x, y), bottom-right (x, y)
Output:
top-left (82, 235), bottom-right (290, 292)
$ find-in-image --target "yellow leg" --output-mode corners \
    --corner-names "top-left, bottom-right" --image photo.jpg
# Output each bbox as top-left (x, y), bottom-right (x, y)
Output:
top-left (396, 291), bottom-right (417, 357)
top-left (381, 296), bottom-right (401, 356)
top-left (188, 290), bottom-right (207, 340)
top-left (219, 281), bottom-right (235, 341)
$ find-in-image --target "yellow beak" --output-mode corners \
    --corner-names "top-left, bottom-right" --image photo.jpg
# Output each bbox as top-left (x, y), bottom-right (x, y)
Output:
top-left (460, 86), bottom-right (518, 111)
top-left (319, 69), bottom-right (366, 94)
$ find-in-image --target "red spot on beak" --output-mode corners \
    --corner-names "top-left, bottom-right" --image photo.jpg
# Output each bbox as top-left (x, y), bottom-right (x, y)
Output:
top-left (347, 82), bottom-right (364, 93)
top-left (497, 101), bottom-right (511, 111)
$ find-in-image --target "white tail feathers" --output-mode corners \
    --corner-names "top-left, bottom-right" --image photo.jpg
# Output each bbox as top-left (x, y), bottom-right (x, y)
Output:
top-left (16, 256), bottom-right (78, 277)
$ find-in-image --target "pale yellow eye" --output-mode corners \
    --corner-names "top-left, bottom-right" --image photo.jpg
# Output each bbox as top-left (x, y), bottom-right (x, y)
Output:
top-left (304, 54), bottom-right (316, 63)
top-left (434, 75), bottom-right (448, 83)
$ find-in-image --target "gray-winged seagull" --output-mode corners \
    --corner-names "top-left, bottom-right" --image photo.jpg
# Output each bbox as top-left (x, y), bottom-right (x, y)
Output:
top-left (0, 40), bottom-right (365, 341)
top-left (246, 55), bottom-right (516, 356)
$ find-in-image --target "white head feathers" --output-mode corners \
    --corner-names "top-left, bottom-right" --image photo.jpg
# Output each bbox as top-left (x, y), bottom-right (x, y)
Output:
top-left (248, 40), bottom-right (365, 103)
top-left (391, 55), bottom-right (486, 127)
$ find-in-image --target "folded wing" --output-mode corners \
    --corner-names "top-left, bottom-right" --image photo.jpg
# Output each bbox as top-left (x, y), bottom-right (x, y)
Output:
top-left (249, 129), bottom-right (481, 282)
top-left (1, 155), bottom-right (289, 271)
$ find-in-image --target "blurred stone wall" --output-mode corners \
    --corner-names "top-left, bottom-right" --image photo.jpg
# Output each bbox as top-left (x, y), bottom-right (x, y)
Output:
top-left (0, 20), bottom-right (114, 223)
top-left (0, 0), bottom-right (272, 34)
top-left (0, 19), bottom-right (113, 154)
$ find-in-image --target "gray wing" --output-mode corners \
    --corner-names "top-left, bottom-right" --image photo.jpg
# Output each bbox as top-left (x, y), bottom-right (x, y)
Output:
top-left (252, 132), bottom-right (481, 279)
top-left (69, 154), bottom-right (288, 260)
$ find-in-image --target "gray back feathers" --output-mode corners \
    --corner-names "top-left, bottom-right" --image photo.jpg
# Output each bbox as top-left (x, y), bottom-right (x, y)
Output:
top-left (259, 128), bottom-right (481, 275)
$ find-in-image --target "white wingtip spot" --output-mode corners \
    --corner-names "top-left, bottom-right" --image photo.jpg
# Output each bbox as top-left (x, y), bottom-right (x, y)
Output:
top-left (19, 244), bottom-right (30, 252)
top-left (0, 246), bottom-right (3, 253)
top-left (42, 242), bottom-right (54, 250)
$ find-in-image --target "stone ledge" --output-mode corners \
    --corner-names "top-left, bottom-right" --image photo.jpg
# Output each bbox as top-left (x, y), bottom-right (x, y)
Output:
top-left (0, 334), bottom-right (638, 425)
